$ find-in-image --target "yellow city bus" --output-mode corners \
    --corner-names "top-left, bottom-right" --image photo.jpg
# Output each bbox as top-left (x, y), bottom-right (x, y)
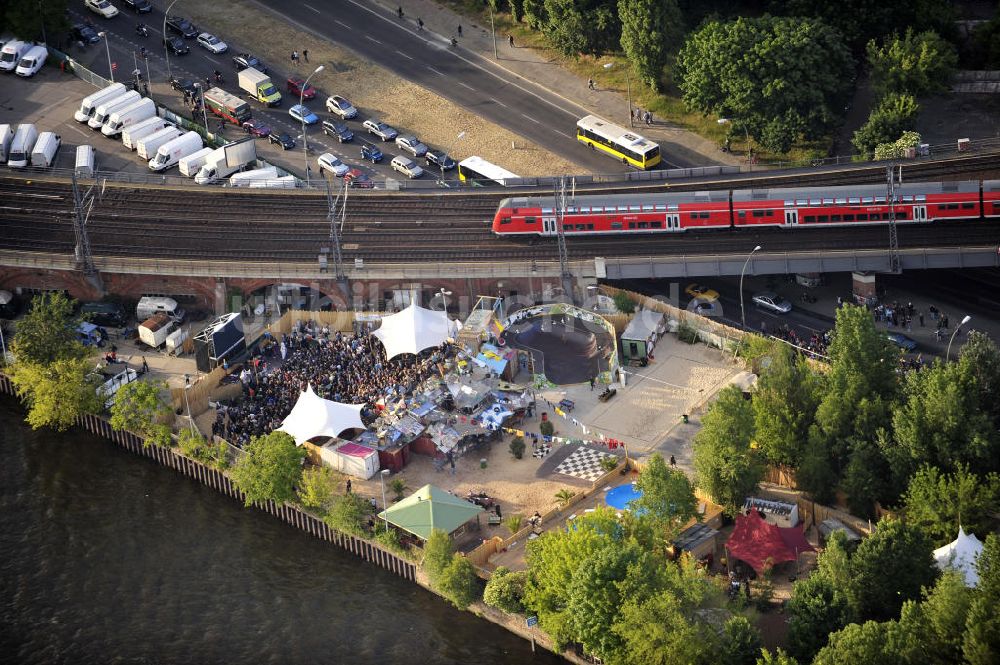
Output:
top-left (576, 114), bottom-right (661, 170)
top-left (457, 156), bottom-right (521, 187)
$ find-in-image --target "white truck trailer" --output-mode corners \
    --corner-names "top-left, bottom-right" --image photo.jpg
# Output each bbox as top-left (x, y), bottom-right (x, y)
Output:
top-left (138, 313), bottom-right (175, 348)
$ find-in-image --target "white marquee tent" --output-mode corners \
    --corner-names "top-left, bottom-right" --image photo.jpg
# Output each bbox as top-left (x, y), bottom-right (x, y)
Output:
top-left (277, 385), bottom-right (366, 445)
top-left (933, 526), bottom-right (984, 587)
top-left (372, 302), bottom-right (452, 360)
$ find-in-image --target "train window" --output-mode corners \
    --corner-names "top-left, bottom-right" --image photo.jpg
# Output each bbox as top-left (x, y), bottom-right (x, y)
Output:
top-left (916, 195), bottom-right (926, 202)
top-left (638, 222), bottom-right (649, 229)
top-left (849, 197), bottom-right (861, 204)
top-left (804, 216), bottom-right (816, 223)
top-left (563, 224), bottom-right (572, 230)
top-left (875, 196), bottom-right (886, 203)
top-left (948, 204), bottom-right (959, 210)
top-left (902, 196), bottom-right (913, 202)
top-left (738, 210), bottom-right (746, 217)
top-left (628, 222), bottom-right (636, 229)
top-left (822, 198), bottom-right (834, 205)
top-left (857, 214), bottom-right (868, 221)
top-left (587, 224), bottom-right (595, 230)
top-left (836, 198), bottom-right (847, 204)
top-left (566, 206), bottom-right (577, 213)
top-left (667, 204), bottom-right (678, 211)
top-left (844, 214), bottom-right (855, 221)
top-left (500, 217), bottom-right (511, 224)
top-left (580, 206), bottom-right (591, 213)
top-left (525, 216), bottom-right (536, 224)
top-left (796, 199), bottom-right (808, 206)
top-left (870, 213), bottom-right (880, 220)
top-left (752, 210), bottom-right (765, 218)
top-left (655, 204), bottom-right (667, 211)
top-left (618, 206), bottom-right (629, 212)
top-left (809, 198), bottom-right (821, 205)
top-left (642, 205), bottom-right (654, 211)
top-left (817, 215), bottom-right (829, 223)
top-left (897, 211), bottom-right (907, 219)
top-left (650, 221), bottom-right (662, 228)
top-left (962, 202), bottom-right (975, 209)
top-left (629, 205), bottom-right (640, 212)
top-left (784, 200), bottom-right (794, 206)
top-left (937, 204), bottom-right (947, 210)
top-left (575, 224), bottom-right (586, 230)
top-left (541, 208), bottom-right (553, 214)
top-left (689, 213), bottom-right (698, 220)
top-left (766, 210), bottom-right (774, 216)
top-left (831, 215), bottom-right (841, 222)
top-left (862, 197), bottom-right (874, 204)
top-left (700, 212), bottom-right (711, 219)
top-left (611, 222), bottom-right (622, 229)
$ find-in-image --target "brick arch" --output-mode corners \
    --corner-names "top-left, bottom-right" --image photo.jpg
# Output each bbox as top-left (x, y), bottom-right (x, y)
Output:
top-left (0, 266), bottom-right (102, 301)
top-left (100, 273), bottom-right (219, 310)
top-left (229, 278), bottom-right (348, 310)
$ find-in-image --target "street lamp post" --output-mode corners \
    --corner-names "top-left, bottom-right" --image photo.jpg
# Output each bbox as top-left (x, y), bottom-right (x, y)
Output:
top-left (739, 245), bottom-right (762, 330)
top-left (947, 315), bottom-right (972, 360)
top-left (441, 130), bottom-right (465, 186)
top-left (183, 374), bottom-right (196, 435)
top-left (603, 62), bottom-right (632, 127)
top-left (301, 65), bottom-right (325, 186)
top-left (164, 0), bottom-right (181, 80)
top-left (193, 82), bottom-right (209, 134)
top-left (379, 468), bottom-right (390, 532)
top-left (98, 32), bottom-right (113, 82)
top-left (438, 287), bottom-right (452, 314)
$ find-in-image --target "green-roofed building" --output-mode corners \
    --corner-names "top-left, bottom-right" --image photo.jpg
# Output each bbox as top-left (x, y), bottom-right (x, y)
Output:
top-left (378, 484), bottom-right (484, 541)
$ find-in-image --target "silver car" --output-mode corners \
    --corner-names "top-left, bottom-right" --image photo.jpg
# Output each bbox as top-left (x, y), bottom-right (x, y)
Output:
top-left (391, 155), bottom-right (423, 178)
top-left (752, 292), bottom-right (793, 314)
top-left (395, 135), bottom-right (427, 157)
top-left (363, 119), bottom-right (398, 141)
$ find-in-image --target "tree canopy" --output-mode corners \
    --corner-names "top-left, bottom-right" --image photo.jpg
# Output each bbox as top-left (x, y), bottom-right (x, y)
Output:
top-left (632, 453), bottom-right (699, 542)
top-left (692, 385), bottom-right (762, 515)
top-left (11, 292), bottom-right (85, 366)
top-left (751, 344), bottom-right (822, 467)
top-left (230, 431), bottom-right (305, 507)
top-left (2, 0), bottom-right (70, 49)
top-left (901, 465), bottom-right (1000, 547)
top-left (109, 379), bottom-right (172, 448)
top-left (618, 0), bottom-right (683, 90)
top-left (851, 93), bottom-right (920, 157)
top-left (675, 16), bottom-right (853, 153)
top-left (867, 29), bottom-right (958, 98)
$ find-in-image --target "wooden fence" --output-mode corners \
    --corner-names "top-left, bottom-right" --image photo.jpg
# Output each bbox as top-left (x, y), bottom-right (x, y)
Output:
top-left (763, 465), bottom-right (799, 489)
top-left (0, 374), bottom-right (417, 581)
top-left (169, 364), bottom-right (231, 416)
top-left (265, 310), bottom-right (385, 336)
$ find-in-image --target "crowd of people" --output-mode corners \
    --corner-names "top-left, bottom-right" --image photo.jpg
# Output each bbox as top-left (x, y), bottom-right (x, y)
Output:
top-left (212, 320), bottom-right (450, 447)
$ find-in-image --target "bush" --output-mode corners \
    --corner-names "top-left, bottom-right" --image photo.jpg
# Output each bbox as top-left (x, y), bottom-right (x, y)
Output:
top-left (539, 420), bottom-right (555, 437)
top-left (483, 566), bottom-right (528, 614)
top-left (851, 93), bottom-right (919, 157)
top-left (297, 465), bottom-right (336, 513)
top-left (677, 320), bottom-right (699, 344)
top-left (177, 428), bottom-right (209, 460)
top-left (423, 528), bottom-right (456, 587)
top-left (374, 527), bottom-right (411, 558)
top-left (505, 514), bottom-right (523, 533)
top-left (324, 492), bottom-right (371, 536)
top-left (600, 456), bottom-right (619, 473)
top-left (438, 555), bottom-right (481, 610)
top-left (389, 477), bottom-right (407, 501)
top-left (613, 292), bottom-right (637, 314)
top-left (509, 436), bottom-right (526, 459)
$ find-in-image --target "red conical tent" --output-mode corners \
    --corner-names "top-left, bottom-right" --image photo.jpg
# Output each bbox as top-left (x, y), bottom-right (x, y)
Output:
top-left (725, 509), bottom-right (813, 574)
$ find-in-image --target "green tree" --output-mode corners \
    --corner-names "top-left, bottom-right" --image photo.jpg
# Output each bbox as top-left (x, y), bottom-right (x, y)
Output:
top-left (507, 0), bottom-right (524, 22)
top-left (867, 29), bottom-right (957, 97)
top-left (422, 528), bottom-right (456, 587)
top-left (438, 555), bottom-right (481, 609)
top-left (787, 550), bottom-right (855, 661)
top-left (851, 93), bottom-right (920, 156)
top-left (11, 292), bottom-right (85, 366)
top-left (632, 453), bottom-right (699, 542)
top-left (613, 291), bottom-right (636, 314)
top-left (813, 619), bottom-right (903, 665)
top-left (324, 492), bottom-right (372, 536)
top-left (675, 16), bottom-right (853, 151)
top-left (297, 465), bottom-right (337, 513)
top-left (2, 0), bottom-right (70, 44)
top-left (8, 356), bottom-right (102, 431)
top-left (902, 570), bottom-right (974, 664)
top-left (692, 385), bottom-right (763, 514)
top-left (521, 0), bottom-right (547, 30)
top-left (849, 518), bottom-right (937, 621)
top-left (757, 648), bottom-right (799, 665)
top-left (230, 431), bottom-right (305, 507)
top-left (720, 615), bottom-right (763, 665)
top-left (618, 0), bottom-right (683, 90)
top-left (841, 439), bottom-right (890, 519)
top-left (956, 331), bottom-right (1000, 427)
top-left (901, 465), bottom-right (1000, 546)
top-left (483, 566), bottom-right (528, 613)
top-left (109, 379), bottom-right (172, 447)
top-left (752, 345), bottom-right (822, 466)
top-left (964, 534), bottom-right (1000, 664)
top-left (177, 428), bottom-right (209, 459)
top-left (542, 0), bottom-right (619, 56)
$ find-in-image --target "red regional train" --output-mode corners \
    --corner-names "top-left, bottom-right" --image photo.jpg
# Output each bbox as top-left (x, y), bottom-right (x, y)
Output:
top-left (492, 179), bottom-right (1000, 236)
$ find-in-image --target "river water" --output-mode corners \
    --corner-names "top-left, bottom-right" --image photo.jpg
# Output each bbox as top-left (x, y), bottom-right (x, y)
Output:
top-left (0, 398), bottom-right (561, 665)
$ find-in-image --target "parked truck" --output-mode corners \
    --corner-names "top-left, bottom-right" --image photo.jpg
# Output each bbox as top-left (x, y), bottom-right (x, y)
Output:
top-left (148, 131), bottom-right (203, 172)
top-left (229, 166), bottom-right (278, 187)
top-left (87, 90), bottom-right (141, 130)
top-left (194, 139), bottom-right (257, 184)
top-left (237, 67), bottom-right (281, 106)
top-left (178, 147), bottom-right (214, 177)
top-left (122, 117), bottom-right (167, 151)
top-left (138, 313), bottom-right (175, 348)
top-left (135, 126), bottom-right (182, 161)
top-left (74, 82), bottom-right (127, 123)
top-left (101, 97), bottom-right (155, 138)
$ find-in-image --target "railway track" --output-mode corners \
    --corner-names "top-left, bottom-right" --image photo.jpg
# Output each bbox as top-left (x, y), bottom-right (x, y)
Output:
top-left (1, 152), bottom-right (998, 264)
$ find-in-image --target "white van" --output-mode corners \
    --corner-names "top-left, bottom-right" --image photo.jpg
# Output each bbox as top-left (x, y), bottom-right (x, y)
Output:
top-left (0, 124), bottom-right (13, 163)
top-left (73, 82), bottom-right (126, 123)
top-left (15, 44), bottom-right (47, 77)
top-left (7, 124), bottom-right (38, 168)
top-left (75, 145), bottom-right (95, 177)
top-left (30, 131), bottom-right (61, 168)
top-left (88, 90), bottom-right (140, 130)
top-left (101, 97), bottom-right (155, 137)
top-left (0, 40), bottom-right (28, 72)
top-left (148, 131), bottom-right (202, 172)
top-left (135, 126), bottom-right (181, 161)
top-left (136, 296), bottom-right (185, 323)
top-left (178, 147), bottom-right (214, 177)
top-left (122, 117), bottom-right (166, 150)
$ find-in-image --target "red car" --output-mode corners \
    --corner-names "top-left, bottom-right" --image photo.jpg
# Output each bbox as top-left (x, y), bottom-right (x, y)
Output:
top-left (287, 76), bottom-right (316, 101)
top-left (241, 120), bottom-right (272, 138)
top-left (344, 168), bottom-right (374, 189)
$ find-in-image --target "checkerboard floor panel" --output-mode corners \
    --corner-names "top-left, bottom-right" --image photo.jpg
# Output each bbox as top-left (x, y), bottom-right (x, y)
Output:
top-left (554, 446), bottom-right (616, 482)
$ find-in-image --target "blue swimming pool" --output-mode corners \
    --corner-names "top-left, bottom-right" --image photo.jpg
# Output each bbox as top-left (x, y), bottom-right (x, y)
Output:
top-left (605, 483), bottom-right (642, 511)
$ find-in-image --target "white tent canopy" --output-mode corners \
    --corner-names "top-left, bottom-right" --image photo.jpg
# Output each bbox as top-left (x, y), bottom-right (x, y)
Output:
top-left (934, 526), bottom-right (984, 587)
top-left (372, 302), bottom-right (451, 360)
top-left (277, 385), bottom-right (365, 445)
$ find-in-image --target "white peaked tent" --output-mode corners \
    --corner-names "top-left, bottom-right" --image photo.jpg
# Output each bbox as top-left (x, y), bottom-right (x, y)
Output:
top-left (277, 385), bottom-right (366, 445)
top-left (372, 302), bottom-right (451, 360)
top-left (934, 526), bottom-right (984, 587)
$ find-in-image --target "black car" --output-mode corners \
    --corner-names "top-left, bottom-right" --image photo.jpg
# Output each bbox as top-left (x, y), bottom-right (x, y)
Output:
top-left (360, 143), bottom-right (383, 163)
top-left (232, 52), bottom-right (266, 73)
top-left (322, 120), bottom-right (353, 143)
top-left (169, 76), bottom-right (198, 95)
top-left (163, 36), bottom-right (190, 55)
top-left (121, 0), bottom-right (152, 12)
top-left (71, 23), bottom-right (101, 44)
top-left (166, 16), bottom-right (198, 38)
top-left (81, 302), bottom-right (127, 328)
top-left (268, 132), bottom-right (295, 150)
top-left (425, 150), bottom-right (456, 171)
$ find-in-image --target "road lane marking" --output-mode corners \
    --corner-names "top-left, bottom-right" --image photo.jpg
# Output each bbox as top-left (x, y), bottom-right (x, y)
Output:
top-left (426, 66), bottom-right (444, 76)
top-left (303, 3), bottom-right (322, 12)
top-left (395, 50), bottom-right (413, 60)
top-left (457, 81), bottom-right (474, 91)
top-left (520, 113), bottom-right (540, 124)
top-left (334, 19), bottom-right (351, 29)
top-left (366, 36), bottom-right (382, 45)
top-left (490, 97), bottom-right (508, 108)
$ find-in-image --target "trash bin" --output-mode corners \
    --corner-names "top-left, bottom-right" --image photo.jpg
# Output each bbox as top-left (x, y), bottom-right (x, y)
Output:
top-left (480, 458), bottom-right (487, 469)
top-left (682, 414), bottom-right (689, 424)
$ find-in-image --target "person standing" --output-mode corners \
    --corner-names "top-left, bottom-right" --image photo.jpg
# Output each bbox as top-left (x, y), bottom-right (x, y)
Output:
top-left (397, 5), bottom-right (404, 18)
top-left (457, 25), bottom-right (462, 37)
top-left (141, 356), bottom-right (149, 374)
top-left (508, 34), bottom-right (514, 47)
top-left (588, 78), bottom-right (595, 90)
top-left (346, 478), bottom-right (352, 493)
top-left (291, 50), bottom-right (299, 65)
top-left (417, 18), bottom-right (423, 30)
top-left (589, 376), bottom-right (595, 391)
top-left (302, 49), bottom-right (309, 63)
